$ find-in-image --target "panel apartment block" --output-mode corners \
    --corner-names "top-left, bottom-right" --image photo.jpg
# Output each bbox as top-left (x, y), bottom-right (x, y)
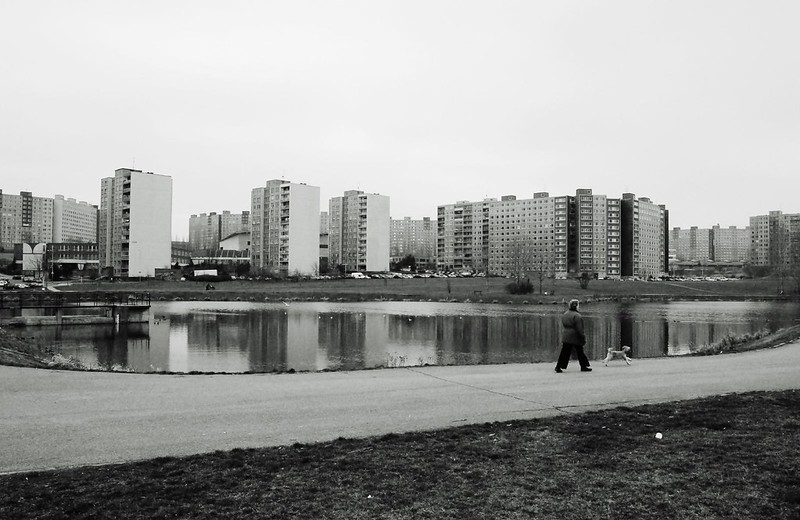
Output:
top-left (99, 168), bottom-right (173, 278)
top-left (488, 194), bottom-right (557, 277)
top-left (0, 190), bottom-right (54, 250)
top-left (53, 195), bottom-right (97, 243)
top-left (621, 193), bottom-right (669, 278)
top-left (251, 180), bottom-right (320, 276)
top-left (442, 189), bottom-right (665, 278)
top-left (671, 226), bottom-right (712, 262)
top-left (390, 217), bottom-right (436, 259)
top-left (436, 199), bottom-right (493, 272)
top-left (329, 190), bottom-right (390, 273)
top-left (189, 210), bottom-right (250, 253)
top-left (711, 225), bottom-right (750, 263)
top-left (750, 210), bottom-right (800, 268)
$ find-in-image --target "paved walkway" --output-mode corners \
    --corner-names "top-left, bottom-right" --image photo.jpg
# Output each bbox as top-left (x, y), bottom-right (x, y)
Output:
top-left (2, 342), bottom-right (799, 474)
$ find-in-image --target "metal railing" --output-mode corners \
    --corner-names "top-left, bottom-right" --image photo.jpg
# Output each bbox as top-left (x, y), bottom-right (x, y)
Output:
top-left (0, 292), bottom-right (151, 309)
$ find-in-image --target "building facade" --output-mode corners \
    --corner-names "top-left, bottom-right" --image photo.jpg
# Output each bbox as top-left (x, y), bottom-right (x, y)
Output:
top-left (439, 189), bottom-right (666, 278)
top-left (436, 199), bottom-right (493, 273)
top-left (52, 195), bottom-right (97, 243)
top-left (99, 168), bottom-right (173, 278)
top-left (0, 190), bottom-right (54, 251)
top-left (189, 210), bottom-right (249, 253)
top-left (390, 217), bottom-right (436, 260)
top-left (712, 225), bottom-right (750, 263)
top-left (750, 210), bottom-right (800, 268)
top-left (329, 190), bottom-right (390, 273)
top-left (621, 193), bottom-right (669, 278)
top-left (487, 194), bottom-right (557, 277)
top-left (671, 227), bottom-right (713, 262)
top-left (250, 180), bottom-right (320, 276)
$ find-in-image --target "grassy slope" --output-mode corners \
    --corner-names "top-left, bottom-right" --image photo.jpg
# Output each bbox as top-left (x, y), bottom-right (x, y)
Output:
top-left (1, 390), bottom-right (798, 519)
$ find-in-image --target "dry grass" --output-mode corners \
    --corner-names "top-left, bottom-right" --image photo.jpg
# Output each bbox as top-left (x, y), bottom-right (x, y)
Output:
top-left (56, 276), bottom-right (792, 304)
top-left (2, 390), bottom-right (798, 519)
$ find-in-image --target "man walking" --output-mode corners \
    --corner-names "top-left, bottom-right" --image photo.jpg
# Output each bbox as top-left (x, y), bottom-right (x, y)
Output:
top-left (555, 299), bottom-right (592, 373)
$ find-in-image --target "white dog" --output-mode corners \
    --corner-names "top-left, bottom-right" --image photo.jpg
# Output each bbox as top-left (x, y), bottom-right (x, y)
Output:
top-left (603, 346), bottom-right (632, 366)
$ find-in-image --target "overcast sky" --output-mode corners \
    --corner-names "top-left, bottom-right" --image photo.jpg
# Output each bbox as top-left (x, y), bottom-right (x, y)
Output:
top-left (1, 0), bottom-right (798, 238)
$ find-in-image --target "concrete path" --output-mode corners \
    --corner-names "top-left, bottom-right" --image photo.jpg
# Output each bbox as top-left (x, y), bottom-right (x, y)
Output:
top-left (1, 342), bottom-right (799, 475)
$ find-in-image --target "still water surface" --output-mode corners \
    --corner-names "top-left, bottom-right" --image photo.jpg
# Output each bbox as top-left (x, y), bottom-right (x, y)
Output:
top-left (32, 300), bottom-right (800, 373)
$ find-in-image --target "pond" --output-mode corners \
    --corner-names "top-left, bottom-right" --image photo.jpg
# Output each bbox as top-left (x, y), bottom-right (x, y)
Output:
top-left (28, 300), bottom-right (800, 373)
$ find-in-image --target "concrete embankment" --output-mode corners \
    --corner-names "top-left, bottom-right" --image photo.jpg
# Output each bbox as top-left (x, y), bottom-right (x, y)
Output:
top-left (0, 316), bottom-right (115, 327)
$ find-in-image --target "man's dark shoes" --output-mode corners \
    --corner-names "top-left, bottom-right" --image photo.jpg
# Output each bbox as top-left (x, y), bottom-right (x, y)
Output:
top-left (554, 368), bottom-right (563, 373)
top-left (581, 367), bottom-right (592, 372)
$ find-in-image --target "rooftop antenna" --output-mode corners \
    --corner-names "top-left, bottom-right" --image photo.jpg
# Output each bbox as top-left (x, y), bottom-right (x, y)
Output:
top-left (132, 157), bottom-right (136, 169)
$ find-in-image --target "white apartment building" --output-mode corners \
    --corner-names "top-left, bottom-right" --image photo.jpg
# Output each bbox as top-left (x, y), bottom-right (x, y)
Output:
top-left (251, 179), bottom-right (320, 276)
top-left (99, 168), bottom-right (173, 278)
top-left (53, 195), bottom-right (97, 243)
top-left (0, 190), bottom-right (54, 250)
top-left (329, 190), bottom-right (390, 273)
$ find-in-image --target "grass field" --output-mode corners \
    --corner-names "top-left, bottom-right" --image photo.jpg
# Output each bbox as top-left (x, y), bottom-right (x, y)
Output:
top-left (1, 390), bottom-right (798, 519)
top-left (53, 276), bottom-right (794, 304)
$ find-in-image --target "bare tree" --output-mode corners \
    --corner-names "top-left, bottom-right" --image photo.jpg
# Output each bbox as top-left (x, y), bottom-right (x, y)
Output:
top-left (507, 235), bottom-right (533, 285)
top-left (771, 217), bottom-right (790, 294)
top-left (530, 244), bottom-right (554, 294)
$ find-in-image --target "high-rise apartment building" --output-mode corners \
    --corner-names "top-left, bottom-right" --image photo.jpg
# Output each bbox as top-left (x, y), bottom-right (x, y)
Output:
top-left (0, 190), bottom-right (54, 250)
top-left (329, 190), bottom-right (390, 272)
top-left (749, 214), bottom-right (771, 266)
top-left (390, 217), bottom-right (436, 260)
top-left (251, 179), bottom-right (320, 276)
top-left (575, 189), bottom-right (623, 278)
top-left (221, 210), bottom-right (249, 241)
top-left (671, 227), bottom-right (713, 262)
top-left (488, 194), bottom-right (556, 277)
top-left (437, 199), bottom-right (493, 272)
top-left (440, 189), bottom-right (667, 278)
top-left (189, 210), bottom-right (249, 253)
top-left (750, 210), bottom-right (800, 268)
top-left (1, 191), bottom-right (97, 251)
top-left (712, 225), bottom-right (750, 263)
top-left (621, 193), bottom-right (668, 278)
top-left (99, 168), bottom-right (173, 278)
top-left (53, 195), bottom-right (97, 243)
